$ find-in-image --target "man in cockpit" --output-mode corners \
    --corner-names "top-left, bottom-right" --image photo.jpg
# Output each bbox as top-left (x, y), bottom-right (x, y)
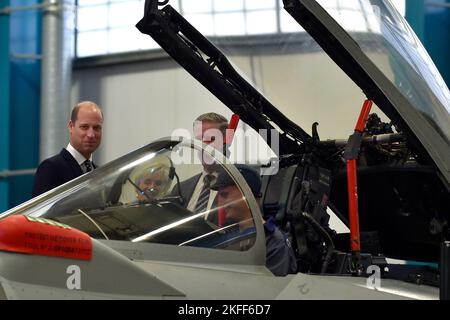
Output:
top-left (175, 113), bottom-right (229, 220)
top-left (135, 166), bottom-right (170, 203)
top-left (211, 165), bottom-right (298, 277)
top-left (131, 155), bottom-right (173, 204)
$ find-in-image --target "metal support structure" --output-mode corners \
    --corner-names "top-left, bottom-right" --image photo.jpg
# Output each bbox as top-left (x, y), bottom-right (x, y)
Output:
top-left (0, 0), bottom-right (10, 212)
top-left (7, 0), bottom-right (42, 208)
top-left (0, 169), bottom-right (36, 179)
top-left (10, 53), bottom-right (42, 59)
top-left (2, 0), bottom-right (74, 209)
top-left (0, 2), bottom-right (51, 14)
top-left (40, 0), bottom-right (75, 161)
top-left (427, 1), bottom-right (450, 8)
top-left (345, 99), bottom-right (373, 275)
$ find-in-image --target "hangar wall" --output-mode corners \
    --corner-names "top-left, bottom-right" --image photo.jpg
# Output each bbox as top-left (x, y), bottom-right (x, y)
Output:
top-left (72, 51), bottom-right (390, 166)
top-left (71, 58), bottom-right (233, 165)
top-left (3, 0), bottom-right (449, 210)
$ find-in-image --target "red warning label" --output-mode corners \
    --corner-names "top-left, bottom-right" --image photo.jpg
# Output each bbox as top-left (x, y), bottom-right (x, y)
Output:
top-left (0, 215), bottom-right (92, 261)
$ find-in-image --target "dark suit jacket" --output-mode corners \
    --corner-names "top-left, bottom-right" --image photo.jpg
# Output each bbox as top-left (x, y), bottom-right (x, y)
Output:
top-left (171, 173), bottom-right (220, 225)
top-left (32, 148), bottom-right (96, 197)
top-left (172, 174), bottom-right (202, 208)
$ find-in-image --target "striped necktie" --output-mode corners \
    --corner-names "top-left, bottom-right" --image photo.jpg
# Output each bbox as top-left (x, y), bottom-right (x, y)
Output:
top-left (194, 174), bottom-right (214, 213)
top-left (82, 160), bottom-right (93, 173)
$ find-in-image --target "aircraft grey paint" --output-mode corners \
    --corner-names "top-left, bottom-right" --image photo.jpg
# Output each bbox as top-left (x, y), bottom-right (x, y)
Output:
top-left (1, 0), bottom-right (449, 299)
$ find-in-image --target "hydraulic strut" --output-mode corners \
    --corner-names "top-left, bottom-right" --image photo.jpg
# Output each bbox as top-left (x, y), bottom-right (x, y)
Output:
top-left (345, 99), bottom-right (373, 274)
top-left (218, 114), bottom-right (241, 227)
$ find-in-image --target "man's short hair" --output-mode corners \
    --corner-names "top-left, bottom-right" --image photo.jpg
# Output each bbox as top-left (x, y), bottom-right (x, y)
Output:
top-left (70, 101), bottom-right (103, 123)
top-left (211, 164), bottom-right (262, 198)
top-left (194, 112), bottom-right (228, 136)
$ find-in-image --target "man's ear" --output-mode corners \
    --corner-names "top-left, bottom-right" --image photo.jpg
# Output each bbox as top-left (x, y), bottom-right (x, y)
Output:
top-left (68, 120), bottom-right (73, 130)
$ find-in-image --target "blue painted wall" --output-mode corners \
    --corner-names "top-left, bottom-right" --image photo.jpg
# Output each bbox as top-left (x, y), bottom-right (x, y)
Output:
top-left (1, 0), bottom-right (449, 211)
top-left (9, 0), bottom-right (41, 207)
top-left (424, 0), bottom-right (450, 86)
top-left (0, 0), bottom-right (11, 212)
top-left (0, 0), bottom-right (41, 210)
top-left (406, 0), bottom-right (450, 86)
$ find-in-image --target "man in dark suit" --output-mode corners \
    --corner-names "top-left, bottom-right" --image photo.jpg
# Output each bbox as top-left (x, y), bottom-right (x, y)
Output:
top-left (32, 101), bottom-right (103, 197)
top-left (175, 113), bottom-right (229, 222)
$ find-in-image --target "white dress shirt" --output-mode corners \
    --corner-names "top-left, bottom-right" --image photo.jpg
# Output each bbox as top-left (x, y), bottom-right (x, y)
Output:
top-left (66, 143), bottom-right (92, 166)
top-left (187, 171), bottom-right (218, 212)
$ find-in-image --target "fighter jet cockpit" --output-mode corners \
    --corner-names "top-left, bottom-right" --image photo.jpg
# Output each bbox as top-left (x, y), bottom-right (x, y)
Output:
top-left (2, 0), bottom-right (450, 300)
top-left (8, 139), bottom-right (259, 252)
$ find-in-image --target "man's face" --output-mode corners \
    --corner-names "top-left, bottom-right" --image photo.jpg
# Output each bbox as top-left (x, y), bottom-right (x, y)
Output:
top-left (69, 105), bottom-right (103, 159)
top-left (194, 120), bottom-right (225, 171)
top-left (194, 120), bottom-right (225, 151)
top-left (136, 171), bottom-right (165, 202)
top-left (217, 185), bottom-right (252, 225)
